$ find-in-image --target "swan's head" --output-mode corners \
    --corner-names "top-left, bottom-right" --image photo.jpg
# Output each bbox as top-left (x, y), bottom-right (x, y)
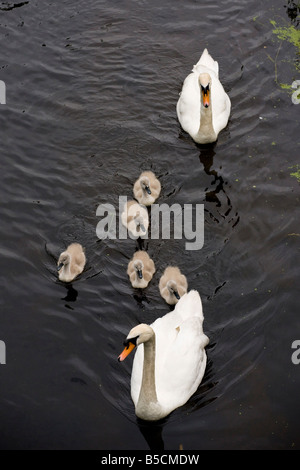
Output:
top-left (57, 252), bottom-right (70, 271)
top-left (198, 73), bottom-right (211, 108)
top-left (140, 176), bottom-right (152, 195)
top-left (167, 280), bottom-right (180, 300)
top-left (133, 259), bottom-right (144, 279)
top-left (118, 324), bottom-right (154, 362)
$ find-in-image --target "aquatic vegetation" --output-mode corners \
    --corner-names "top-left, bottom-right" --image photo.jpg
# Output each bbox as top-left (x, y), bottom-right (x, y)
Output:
top-left (266, 19), bottom-right (300, 91)
top-left (270, 20), bottom-right (300, 53)
top-left (289, 165), bottom-right (300, 182)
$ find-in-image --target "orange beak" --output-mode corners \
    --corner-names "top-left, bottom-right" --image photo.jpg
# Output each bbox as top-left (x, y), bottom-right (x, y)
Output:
top-left (118, 341), bottom-right (136, 362)
top-left (202, 89), bottom-right (210, 108)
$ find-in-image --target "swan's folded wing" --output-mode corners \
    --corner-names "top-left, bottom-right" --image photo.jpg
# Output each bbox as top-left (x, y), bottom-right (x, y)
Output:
top-left (211, 76), bottom-right (231, 135)
top-left (155, 316), bottom-right (209, 411)
top-left (176, 73), bottom-right (201, 137)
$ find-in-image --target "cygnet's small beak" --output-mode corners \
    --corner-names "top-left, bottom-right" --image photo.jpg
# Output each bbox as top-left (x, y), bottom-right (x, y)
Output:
top-left (137, 269), bottom-right (143, 279)
top-left (57, 262), bottom-right (64, 272)
top-left (145, 186), bottom-right (151, 195)
top-left (174, 290), bottom-right (180, 300)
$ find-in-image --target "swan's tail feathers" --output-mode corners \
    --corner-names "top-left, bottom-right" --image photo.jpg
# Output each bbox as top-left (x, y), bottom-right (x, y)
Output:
top-left (193, 48), bottom-right (219, 77)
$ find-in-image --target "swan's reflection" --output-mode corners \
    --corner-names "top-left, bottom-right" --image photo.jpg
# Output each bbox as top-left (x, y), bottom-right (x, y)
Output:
top-left (198, 145), bottom-right (227, 207)
top-left (137, 419), bottom-right (165, 451)
top-left (284, 0), bottom-right (300, 26)
top-left (198, 145), bottom-right (239, 228)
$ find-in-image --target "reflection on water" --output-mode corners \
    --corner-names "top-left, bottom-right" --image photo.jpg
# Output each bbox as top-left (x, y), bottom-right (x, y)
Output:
top-left (198, 146), bottom-right (240, 228)
top-left (284, 0), bottom-right (300, 25)
top-left (132, 289), bottom-right (150, 308)
top-left (137, 421), bottom-right (165, 451)
top-left (61, 284), bottom-right (78, 302)
top-left (198, 146), bottom-right (222, 205)
top-left (0, 1), bottom-right (29, 11)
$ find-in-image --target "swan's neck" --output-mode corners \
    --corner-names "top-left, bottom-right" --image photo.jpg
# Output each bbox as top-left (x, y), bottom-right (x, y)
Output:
top-left (60, 257), bottom-right (73, 282)
top-left (195, 98), bottom-right (217, 144)
top-left (136, 333), bottom-right (162, 420)
top-left (63, 263), bottom-right (71, 276)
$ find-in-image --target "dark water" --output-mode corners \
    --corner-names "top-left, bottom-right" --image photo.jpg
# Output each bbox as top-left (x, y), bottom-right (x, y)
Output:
top-left (0, 0), bottom-right (299, 450)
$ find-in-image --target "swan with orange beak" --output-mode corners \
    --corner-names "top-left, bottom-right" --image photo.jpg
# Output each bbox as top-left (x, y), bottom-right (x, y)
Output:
top-left (177, 49), bottom-right (231, 144)
top-left (118, 290), bottom-right (209, 421)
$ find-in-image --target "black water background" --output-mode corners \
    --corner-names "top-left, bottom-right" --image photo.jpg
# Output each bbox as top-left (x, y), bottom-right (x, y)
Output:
top-left (0, 0), bottom-right (299, 450)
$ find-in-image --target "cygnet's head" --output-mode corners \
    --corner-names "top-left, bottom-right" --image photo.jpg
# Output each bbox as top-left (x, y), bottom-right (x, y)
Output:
top-left (140, 176), bottom-right (151, 195)
top-left (167, 280), bottom-right (180, 300)
top-left (133, 260), bottom-right (144, 279)
top-left (57, 252), bottom-right (70, 271)
top-left (198, 72), bottom-right (211, 108)
top-left (134, 212), bottom-right (146, 233)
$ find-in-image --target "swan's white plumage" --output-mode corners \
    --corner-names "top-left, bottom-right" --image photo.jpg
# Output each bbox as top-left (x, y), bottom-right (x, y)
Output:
top-left (130, 290), bottom-right (209, 419)
top-left (176, 49), bottom-right (231, 143)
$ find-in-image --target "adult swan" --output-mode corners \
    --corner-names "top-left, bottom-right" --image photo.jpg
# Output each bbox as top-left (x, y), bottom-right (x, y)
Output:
top-left (118, 290), bottom-right (209, 421)
top-left (176, 48), bottom-right (231, 144)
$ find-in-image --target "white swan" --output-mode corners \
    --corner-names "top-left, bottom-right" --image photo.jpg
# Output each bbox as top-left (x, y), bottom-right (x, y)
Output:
top-left (127, 251), bottom-right (156, 288)
top-left (118, 290), bottom-right (209, 421)
top-left (159, 266), bottom-right (188, 305)
top-left (57, 243), bottom-right (86, 282)
top-left (176, 48), bottom-right (231, 144)
top-left (133, 171), bottom-right (161, 206)
top-left (121, 200), bottom-right (149, 238)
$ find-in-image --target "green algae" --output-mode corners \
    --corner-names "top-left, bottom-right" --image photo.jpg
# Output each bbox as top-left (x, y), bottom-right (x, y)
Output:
top-left (268, 19), bottom-right (300, 90)
top-left (270, 20), bottom-right (300, 52)
top-left (289, 165), bottom-right (300, 182)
